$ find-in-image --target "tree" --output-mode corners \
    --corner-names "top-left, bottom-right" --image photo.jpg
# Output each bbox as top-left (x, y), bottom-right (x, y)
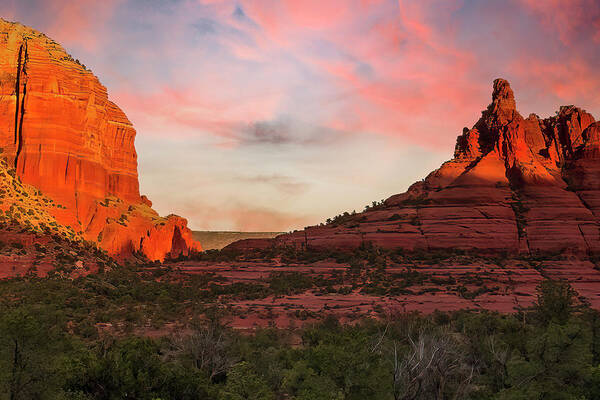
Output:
top-left (219, 362), bottom-right (274, 400)
top-left (170, 319), bottom-right (235, 381)
top-left (389, 332), bottom-right (477, 400)
top-left (534, 279), bottom-right (578, 325)
top-left (0, 307), bottom-right (59, 400)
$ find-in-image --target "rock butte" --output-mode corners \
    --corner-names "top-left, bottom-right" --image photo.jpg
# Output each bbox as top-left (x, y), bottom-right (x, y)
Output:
top-left (0, 19), bottom-right (200, 260)
top-left (230, 78), bottom-right (600, 257)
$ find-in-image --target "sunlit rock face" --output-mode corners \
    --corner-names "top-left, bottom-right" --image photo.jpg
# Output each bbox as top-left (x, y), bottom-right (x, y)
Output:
top-left (0, 19), bottom-right (200, 260)
top-left (233, 79), bottom-right (600, 256)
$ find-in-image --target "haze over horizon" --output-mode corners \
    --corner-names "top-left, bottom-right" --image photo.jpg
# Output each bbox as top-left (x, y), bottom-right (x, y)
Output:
top-left (1, 0), bottom-right (599, 231)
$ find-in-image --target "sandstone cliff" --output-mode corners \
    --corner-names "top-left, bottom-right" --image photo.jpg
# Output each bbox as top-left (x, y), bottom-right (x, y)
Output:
top-left (232, 79), bottom-right (600, 256)
top-left (0, 19), bottom-right (200, 260)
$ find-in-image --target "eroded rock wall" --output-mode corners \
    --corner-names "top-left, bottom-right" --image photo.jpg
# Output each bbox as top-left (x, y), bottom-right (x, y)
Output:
top-left (0, 19), bottom-right (200, 260)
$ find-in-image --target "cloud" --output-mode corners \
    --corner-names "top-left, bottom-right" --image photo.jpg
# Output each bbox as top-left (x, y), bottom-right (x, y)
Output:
top-left (508, 57), bottom-right (600, 106)
top-left (63, 0), bottom-right (486, 149)
top-left (49, 0), bottom-right (122, 50)
top-left (240, 120), bottom-right (291, 145)
top-left (0, 0), bottom-right (122, 51)
top-left (239, 117), bottom-right (351, 146)
top-left (8, 0), bottom-right (600, 150)
top-left (236, 174), bottom-right (310, 196)
top-left (516, 0), bottom-right (600, 46)
top-left (113, 85), bottom-right (284, 142)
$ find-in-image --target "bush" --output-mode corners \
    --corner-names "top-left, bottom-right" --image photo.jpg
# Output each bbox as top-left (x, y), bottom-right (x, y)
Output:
top-left (269, 272), bottom-right (313, 295)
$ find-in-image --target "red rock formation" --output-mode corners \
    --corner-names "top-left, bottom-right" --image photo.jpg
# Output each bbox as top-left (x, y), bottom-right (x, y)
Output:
top-left (0, 19), bottom-right (200, 260)
top-left (244, 78), bottom-right (600, 257)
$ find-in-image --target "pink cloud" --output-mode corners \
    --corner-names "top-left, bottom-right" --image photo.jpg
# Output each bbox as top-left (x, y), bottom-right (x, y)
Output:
top-left (517, 0), bottom-right (600, 45)
top-left (45, 0), bottom-right (122, 51)
top-left (508, 56), bottom-right (600, 105)
top-left (113, 84), bottom-right (284, 141)
top-left (283, 1), bottom-right (483, 146)
top-left (65, 0), bottom-right (598, 152)
top-left (7, 0), bottom-right (600, 150)
top-left (48, 0), bottom-right (487, 149)
top-left (0, 0), bottom-right (122, 52)
top-left (277, 0), bottom-right (354, 30)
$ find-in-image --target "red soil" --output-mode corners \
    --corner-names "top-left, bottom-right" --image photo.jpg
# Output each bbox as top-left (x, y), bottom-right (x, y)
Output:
top-left (170, 257), bottom-right (600, 329)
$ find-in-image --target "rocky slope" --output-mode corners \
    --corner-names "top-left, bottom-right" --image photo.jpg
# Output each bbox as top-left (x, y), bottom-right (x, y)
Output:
top-left (0, 153), bottom-right (117, 276)
top-left (232, 79), bottom-right (600, 257)
top-left (0, 19), bottom-right (200, 260)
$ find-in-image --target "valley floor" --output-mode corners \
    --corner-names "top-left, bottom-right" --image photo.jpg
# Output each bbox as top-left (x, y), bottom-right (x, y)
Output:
top-left (166, 251), bottom-right (600, 329)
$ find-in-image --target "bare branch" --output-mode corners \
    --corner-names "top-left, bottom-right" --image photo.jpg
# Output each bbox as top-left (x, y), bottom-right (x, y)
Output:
top-left (388, 331), bottom-right (479, 400)
top-left (168, 321), bottom-right (236, 380)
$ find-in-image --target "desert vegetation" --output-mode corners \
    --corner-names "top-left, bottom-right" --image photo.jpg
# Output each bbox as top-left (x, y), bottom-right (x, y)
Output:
top-left (0, 277), bottom-right (599, 399)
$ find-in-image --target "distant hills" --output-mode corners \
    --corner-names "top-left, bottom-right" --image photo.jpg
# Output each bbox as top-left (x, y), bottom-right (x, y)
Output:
top-left (193, 231), bottom-right (282, 250)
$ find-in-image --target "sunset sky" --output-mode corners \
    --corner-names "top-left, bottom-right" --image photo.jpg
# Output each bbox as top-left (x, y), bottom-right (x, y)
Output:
top-left (1, 0), bottom-right (599, 231)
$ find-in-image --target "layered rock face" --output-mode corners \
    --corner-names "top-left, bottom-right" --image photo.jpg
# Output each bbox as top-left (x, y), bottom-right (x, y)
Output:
top-left (0, 19), bottom-right (200, 260)
top-left (239, 79), bottom-right (600, 256)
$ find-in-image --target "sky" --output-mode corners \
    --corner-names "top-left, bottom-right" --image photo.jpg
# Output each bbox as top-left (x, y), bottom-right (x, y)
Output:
top-left (1, 0), bottom-right (600, 231)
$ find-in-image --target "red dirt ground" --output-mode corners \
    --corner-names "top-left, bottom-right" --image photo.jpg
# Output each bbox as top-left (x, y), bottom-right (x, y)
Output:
top-left (168, 257), bottom-right (600, 329)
